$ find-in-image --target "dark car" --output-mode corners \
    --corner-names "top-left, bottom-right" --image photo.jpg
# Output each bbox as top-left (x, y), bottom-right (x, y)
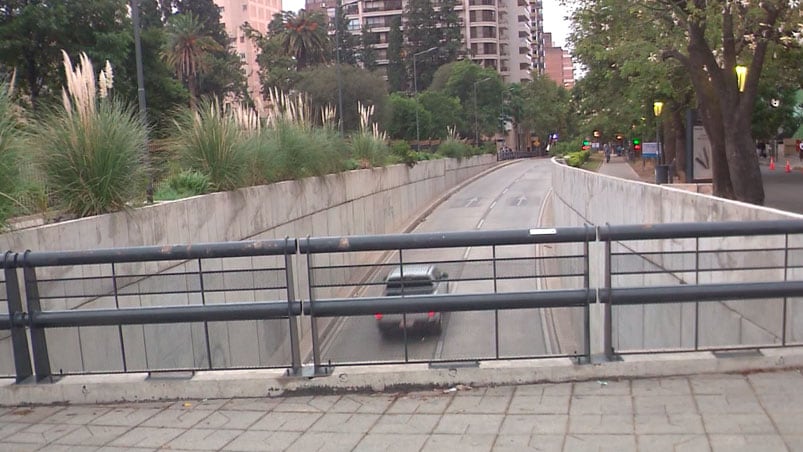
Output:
top-left (375, 265), bottom-right (449, 337)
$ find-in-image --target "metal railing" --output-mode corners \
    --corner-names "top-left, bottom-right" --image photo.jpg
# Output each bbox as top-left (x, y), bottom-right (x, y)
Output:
top-left (2, 220), bottom-right (803, 384)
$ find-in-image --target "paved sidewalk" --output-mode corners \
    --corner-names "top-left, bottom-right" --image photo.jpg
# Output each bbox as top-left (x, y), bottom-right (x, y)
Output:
top-left (598, 155), bottom-right (645, 181)
top-left (1, 370), bottom-right (802, 451)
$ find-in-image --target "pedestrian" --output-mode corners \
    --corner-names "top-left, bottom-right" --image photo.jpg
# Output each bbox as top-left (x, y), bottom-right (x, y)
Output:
top-left (604, 145), bottom-right (611, 163)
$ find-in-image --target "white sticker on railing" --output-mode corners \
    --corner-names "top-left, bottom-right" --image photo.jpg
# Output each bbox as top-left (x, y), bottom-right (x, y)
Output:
top-left (529, 228), bottom-right (557, 235)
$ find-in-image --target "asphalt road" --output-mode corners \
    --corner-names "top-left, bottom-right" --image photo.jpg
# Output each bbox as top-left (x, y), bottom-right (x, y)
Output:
top-left (320, 158), bottom-right (561, 365)
top-left (762, 162), bottom-right (803, 215)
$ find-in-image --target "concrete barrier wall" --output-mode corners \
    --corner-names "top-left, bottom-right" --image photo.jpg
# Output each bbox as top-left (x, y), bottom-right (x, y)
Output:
top-left (0, 155), bottom-right (497, 375)
top-left (551, 160), bottom-right (803, 351)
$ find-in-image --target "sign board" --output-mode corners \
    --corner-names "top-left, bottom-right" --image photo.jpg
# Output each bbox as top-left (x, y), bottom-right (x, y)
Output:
top-left (692, 125), bottom-right (713, 181)
top-left (641, 142), bottom-right (659, 158)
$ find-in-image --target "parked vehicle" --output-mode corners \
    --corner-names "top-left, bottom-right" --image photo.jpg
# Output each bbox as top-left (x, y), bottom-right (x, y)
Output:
top-left (375, 264), bottom-right (449, 337)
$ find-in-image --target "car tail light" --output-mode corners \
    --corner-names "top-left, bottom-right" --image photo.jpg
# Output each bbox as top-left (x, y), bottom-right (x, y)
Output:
top-left (427, 311), bottom-right (435, 318)
top-left (374, 313), bottom-right (383, 320)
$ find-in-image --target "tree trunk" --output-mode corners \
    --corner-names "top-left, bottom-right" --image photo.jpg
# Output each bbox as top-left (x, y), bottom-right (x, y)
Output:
top-left (721, 94), bottom-right (765, 204)
top-left (188, 75), bottom-right (197, 111)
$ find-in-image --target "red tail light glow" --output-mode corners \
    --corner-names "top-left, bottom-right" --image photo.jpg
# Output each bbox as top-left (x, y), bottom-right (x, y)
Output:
top-left (374, 313), bottom-right (383, 320)
top-left (427, 311), bottom-right (435, 318)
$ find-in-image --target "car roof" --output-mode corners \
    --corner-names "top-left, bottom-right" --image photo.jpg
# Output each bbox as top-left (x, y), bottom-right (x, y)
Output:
top-left (386, 265), bottom-right (439, 281)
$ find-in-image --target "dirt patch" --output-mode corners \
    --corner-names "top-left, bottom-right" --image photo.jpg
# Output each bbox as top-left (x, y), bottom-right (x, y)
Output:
top-left (628, 157), bottom-right (660, 183)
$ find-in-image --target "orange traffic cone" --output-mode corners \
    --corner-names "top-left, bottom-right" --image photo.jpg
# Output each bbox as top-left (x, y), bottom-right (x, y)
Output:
top-left (770, 157), bottom-right (776, 170)
top-left (785, 160), bottom-right (791, 173)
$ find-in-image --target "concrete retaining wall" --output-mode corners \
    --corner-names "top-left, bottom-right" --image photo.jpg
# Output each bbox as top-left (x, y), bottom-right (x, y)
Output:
top-left (0, 156), bottom-right (497, 375)
top-left (551, 160), bottom-right (803, 351)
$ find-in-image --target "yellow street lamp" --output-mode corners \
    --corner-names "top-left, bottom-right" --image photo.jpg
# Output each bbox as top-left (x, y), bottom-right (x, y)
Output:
top-left (653, 101), bottom-right (664, 168)
top-left (735, 65), bottom-right (748, 92)
top-left (653, 101), bottom-right (664, 117)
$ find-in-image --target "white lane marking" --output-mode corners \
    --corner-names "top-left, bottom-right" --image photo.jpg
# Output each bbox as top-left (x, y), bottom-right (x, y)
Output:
top-left (463, 247), bottom-right (472, 260)
top-left (489, 201), bottom-right (496, 210)
top-left (465, 197), bottom-right (478, 207)
top-left (502, 188), bottom-right (509, 194)
top-left (476, 219), bottom-right (484, 229)
top-left (516, 195), bottom-right (526, 206)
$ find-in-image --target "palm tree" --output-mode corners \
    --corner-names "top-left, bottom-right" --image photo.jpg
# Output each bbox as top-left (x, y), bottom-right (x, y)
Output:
top-left (162, 13), bottom-right (222, 110)
top-left (279, 10), bottom-right (329, 71)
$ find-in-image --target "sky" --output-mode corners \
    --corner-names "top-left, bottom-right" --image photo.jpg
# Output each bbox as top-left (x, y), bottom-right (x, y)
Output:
top-left (280, 0), bottom-right (571, 48)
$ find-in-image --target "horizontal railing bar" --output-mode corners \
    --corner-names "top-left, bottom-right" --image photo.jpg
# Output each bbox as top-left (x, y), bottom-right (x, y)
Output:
top-left (0, 316), bottom-right (10, 330)
top-left (605, 281), bottom-right (803, 305)
top-left (300, 227), bottom-right (594, 253)
top-left (600, 220), bottom-right (803, 241)
top-left (11, 239), bottom-right (297, 267)
top-left (15, 301), bottom-right (301, 328)
top-left (306, 289), bottom-right (593, 316)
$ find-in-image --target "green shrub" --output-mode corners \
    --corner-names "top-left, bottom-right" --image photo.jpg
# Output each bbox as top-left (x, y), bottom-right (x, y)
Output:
top-left (564, 150), bottom-right (591, 167)
top-left (437, 138), bottom-right (470, 160)
top-left (155, 170), bottom-right (211, 201)
top-left (34, 98), bottom-right (149, 217)
top-left (549, 139), bottom-right (584, 156)
top-left (170, 99), bottom-right (253, 191)
top-left (389, 140), bottom-right (418, 167)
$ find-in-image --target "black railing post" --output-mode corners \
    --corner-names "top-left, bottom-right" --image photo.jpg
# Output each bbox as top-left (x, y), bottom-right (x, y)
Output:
top-left (602, 226), bottom-right (614, 361)
top-left (4, 251), bottom-right (33, 383)
top-left (284, 238), bottom-right (302, 375)
top-left (22, 250), bottom-right (53, 382)
top-left (583, 231), bottom-right (591, 361)
top-left (306, 237), bottom-right (324, 374)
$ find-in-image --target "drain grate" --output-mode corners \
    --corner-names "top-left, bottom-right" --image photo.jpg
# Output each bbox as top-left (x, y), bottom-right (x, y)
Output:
top-left (712, 349), bottom-right (762, 359)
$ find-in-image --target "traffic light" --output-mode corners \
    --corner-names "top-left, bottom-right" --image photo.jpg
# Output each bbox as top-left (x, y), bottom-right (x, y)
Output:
top-left (582, 139), bottom-right (590, 151)
top-left (632, 138), bottom-right (641, 152)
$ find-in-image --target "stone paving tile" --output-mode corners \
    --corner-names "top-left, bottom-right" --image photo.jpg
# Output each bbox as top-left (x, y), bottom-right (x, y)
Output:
top-left (0, 406), bottom-right (64, 424)
top-left (96, 447), bottom-right (157, 451)
top-left (434, 413), bottom-right (504, 435)
top-left (479, 386), bottom-right (517, 397)
top-left (33, 445), bottom-right (100, 452)
top-left (573, 380), bottom-right (631, 396)
top-left (563, 433), bottom-right (637, 451)
top-left (162, 428), bottom-right (243, 450)
top-left (701, 412), bottom-right (777, 434)
top-left (708, 434), bottom-right (790, 452)
top-left (220, 397), bottom-right (282, 412)
top-left (785, 435), bottom-right (803, 451)
top-left (248, 411), bottom-right (322, 431)
top-left (689, 375), bottom-right (752, 395)
top-left (508, 395), bottom-right (569, 414)
top-left (106, 426), bottom-right (184, 448)
top-left (167, 398), bottom-right (229, 411)
top-left (329, 394), bottom-right (396, 413)
top-left (88, 407), bottom-right (162, 426)
top-left (633, 394), bottom-right (697, 414)
top-left (421, 433), bottom-right (497, 451)
top-left (634, 413), bottom-right (704, 435)
top-left (53, 424), bottom-right (129, 446)
top-left (38, 405), bottom-right (112, 425)
top-left (747, 370), bottom-right (803, 394)
top-left (758, 393), bottom-right (803, 413)
top-left (369, 413), bottom-right (441, 434)
top-left (193, 409), bottom-right (265, 430)
top-left (140, 405), bottom-right (213, 428)
top-left (570, 395), bottom-right (633, 414)
top-left (568, 414), bottom-right (634, 434)
top-left (7, 421), bottom-right (81, 445)
top-left (635, 434), bottom-right (711, 452)
top-left (386, 392), bottom-right (452, 414)
top-left (287, 431), bottom-right (364, 451)
top-left (272, 395), bottom-right (340, 412)
top-left (694, 394), bottom-right (765, 414)
top-left (352, 433), bottom-right (429, 451)
top-left (514, 383), bottom-right (573, 397)
top-left (308, 412), bottom-right (380, 433)
top-left (492, 433), bottom-right (564, 451)
top-left (221, 430), bottom-right (300, 451)
top-left (446, 395), bottom-right (512, 414)
top-left (766, 411), bottom-right (803, 436)
top-left (0, 442), bottom-right (47, 452)
top-left (498, 414), bottom-right (568, 435)
top-left (0, 421), bottom-right (28, 440)
top-left (631, 377), bottom-right (691, 396)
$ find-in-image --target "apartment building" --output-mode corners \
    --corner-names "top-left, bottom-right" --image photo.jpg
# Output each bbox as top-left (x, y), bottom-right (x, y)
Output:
top-left (543, 32), bottom-right (573, 88)
top-left (310, 0), bottom-right (542, 84)
top-left (215, 0), bottom-right (281, 102)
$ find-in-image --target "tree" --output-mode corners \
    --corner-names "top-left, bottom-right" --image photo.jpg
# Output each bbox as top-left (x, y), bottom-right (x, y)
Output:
top-left (279, 10), bottom-right (330, 71)
top-left (332, 2), bottom-right (359, 65)
top-left (296, 64), bottom-right (389, 131)
top-left (571, 0), bottom-right (803, 204)
top-left (162, 13), bottom-right (222, 110)
top-left (387, 16), bottom-right (405, 92)
top-left (404, 0), bottom-right (440, 90)
top-left (520, 75), bottom-right (571, 147)
top-left (358, 25), bottom-right (379, 71)
top-left (418, 91), bottom-right (463, 139)
top-left (0, 0), bottom-right (131, 109)
top-left (439, 61), bottom-right (502, 139)
top-left (437, 0), bottom-right (464, 64)
top-left (243, 22), bottom-right (300, 95)
top-left (387, 92), bottom-right (432, 140)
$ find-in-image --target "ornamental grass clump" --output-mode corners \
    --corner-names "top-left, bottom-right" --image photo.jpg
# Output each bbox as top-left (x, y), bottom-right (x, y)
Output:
top-left (349, 102), bottom-right (389, 168)
top-left (252, 89), bottom-right (346, 183)
top-left (0, 77), bottom-right (26, 226)
top-left (170, 97), bottom-right (255, 191)
top-left (34, 52), bottom-right (149, 217)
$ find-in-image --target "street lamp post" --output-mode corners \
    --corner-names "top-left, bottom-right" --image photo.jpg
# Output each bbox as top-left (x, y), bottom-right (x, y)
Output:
top-left (653, 101), bottom-right (667, 183)
top-left (474, 77), bottom-right (491, 147)
top-left (413, 47), bottom-right (437, 152)
top-left (131, 0), bottom-right (152, 203)
top-left (735, 65), bottom-right (748, 93)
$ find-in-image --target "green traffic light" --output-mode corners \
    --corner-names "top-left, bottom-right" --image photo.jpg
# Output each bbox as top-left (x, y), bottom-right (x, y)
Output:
top-left (632, 138), bottom-right (640, 145)
top-left (583, 140), bottom-right (590, 146)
